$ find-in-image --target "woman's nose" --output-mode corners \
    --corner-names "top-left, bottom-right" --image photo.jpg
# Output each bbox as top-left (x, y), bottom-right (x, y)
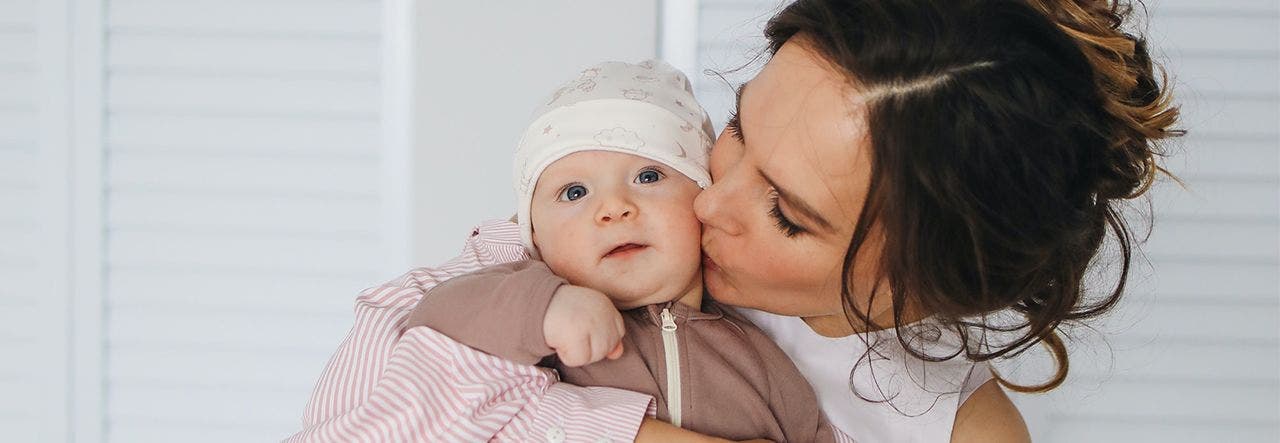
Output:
top-left (694, 178), bottom-right (744, 236)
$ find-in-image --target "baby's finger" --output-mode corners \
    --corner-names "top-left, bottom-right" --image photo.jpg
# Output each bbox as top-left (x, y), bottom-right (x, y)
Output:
top-left (606, 342), bottom-right (624, 360)
top-left (614, 314), bottom-right (626, 339)
top-left (558, 335), bottom-right (592, 367)
top-left (589, 330), bottom-right (617, 365)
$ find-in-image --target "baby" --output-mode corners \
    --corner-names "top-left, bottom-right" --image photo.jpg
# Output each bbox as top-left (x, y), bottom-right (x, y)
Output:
top-left (407, 60), bottom-right (849, 442)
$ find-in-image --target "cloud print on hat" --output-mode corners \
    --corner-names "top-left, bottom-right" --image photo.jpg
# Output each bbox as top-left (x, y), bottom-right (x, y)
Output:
top-left (593, 127), bottom-right (646, 151)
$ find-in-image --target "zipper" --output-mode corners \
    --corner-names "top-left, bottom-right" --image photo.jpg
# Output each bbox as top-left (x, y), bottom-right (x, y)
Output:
top-left (660, 307), bottom-right (682, 428)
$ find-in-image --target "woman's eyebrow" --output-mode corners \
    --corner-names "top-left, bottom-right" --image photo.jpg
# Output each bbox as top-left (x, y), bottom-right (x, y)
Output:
top-left (761, 171), bottom-right (835, 232)
top-left (734, 82), bottom-right (749, 142)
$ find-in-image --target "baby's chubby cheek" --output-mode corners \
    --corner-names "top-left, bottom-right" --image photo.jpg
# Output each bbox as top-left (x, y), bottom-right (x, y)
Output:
top-left (539, 250), bottom-right (591, 285)
top-left (673, 216), bottom-right (705, 256)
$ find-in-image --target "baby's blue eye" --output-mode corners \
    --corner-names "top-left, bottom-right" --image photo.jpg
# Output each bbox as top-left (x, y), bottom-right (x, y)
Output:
top-left (635, 169), bottom-right (664, 184)
top-left (559, 184), bottom-right (588, 201)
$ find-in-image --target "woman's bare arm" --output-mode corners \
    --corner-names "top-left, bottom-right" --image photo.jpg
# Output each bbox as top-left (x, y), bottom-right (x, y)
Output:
top-left (950, 381), bottom-right (1031, 443)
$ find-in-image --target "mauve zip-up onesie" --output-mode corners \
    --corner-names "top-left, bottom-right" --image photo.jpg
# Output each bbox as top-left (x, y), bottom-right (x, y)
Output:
top-left (406, 260), bottom-right (847, 443)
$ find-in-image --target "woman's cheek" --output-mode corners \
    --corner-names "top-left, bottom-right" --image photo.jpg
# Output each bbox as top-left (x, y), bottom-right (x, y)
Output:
top-left (761, 245), bottom-right (805, 285)
top-left (759, 236), bottom-right (832, 288)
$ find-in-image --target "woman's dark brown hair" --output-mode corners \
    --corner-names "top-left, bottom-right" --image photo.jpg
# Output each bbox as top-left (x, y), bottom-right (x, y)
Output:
top-left (763, 0), bottom-right (1182, 393)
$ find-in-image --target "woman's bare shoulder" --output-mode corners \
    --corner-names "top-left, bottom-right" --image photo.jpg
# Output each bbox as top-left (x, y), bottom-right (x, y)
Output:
top-left (950, 380), bottom-right (1031, 443)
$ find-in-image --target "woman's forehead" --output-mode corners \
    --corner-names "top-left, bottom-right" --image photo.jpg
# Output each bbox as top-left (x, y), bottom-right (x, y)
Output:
top-left (743, 39), bottom-right (872, 225)
top-left (747, 40), bottom-right (867, 162)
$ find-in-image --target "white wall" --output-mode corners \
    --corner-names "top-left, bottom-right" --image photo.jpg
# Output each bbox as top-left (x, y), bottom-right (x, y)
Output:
top-left (411, 0), bottom-right (660, 265)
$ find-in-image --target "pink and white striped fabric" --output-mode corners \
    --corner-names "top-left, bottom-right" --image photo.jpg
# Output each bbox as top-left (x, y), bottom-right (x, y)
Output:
top-left (289, 220), bottom-right (655, 442)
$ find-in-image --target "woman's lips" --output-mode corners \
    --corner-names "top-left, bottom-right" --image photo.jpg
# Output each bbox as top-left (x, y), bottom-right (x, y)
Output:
top-left (604, 243), bottom-right (647, 259)
top-left (702, 252), bottom-right (720, 271)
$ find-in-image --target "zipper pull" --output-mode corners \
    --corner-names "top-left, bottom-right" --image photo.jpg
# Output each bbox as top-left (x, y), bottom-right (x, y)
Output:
top-left (660, 307), bottom-right (677, 332)
top-left (658, 306), bottom-right (682, 428)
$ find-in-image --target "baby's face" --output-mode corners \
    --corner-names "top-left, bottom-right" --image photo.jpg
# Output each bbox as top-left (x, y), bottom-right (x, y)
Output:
top-left (530, 150), bottom-right (703, 309)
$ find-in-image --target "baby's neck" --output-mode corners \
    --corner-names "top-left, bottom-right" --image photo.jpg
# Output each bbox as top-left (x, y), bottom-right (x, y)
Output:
top-left (672, 280), bottom-right (704, 311)
top-left (608, 272), bottom-right (705, 311)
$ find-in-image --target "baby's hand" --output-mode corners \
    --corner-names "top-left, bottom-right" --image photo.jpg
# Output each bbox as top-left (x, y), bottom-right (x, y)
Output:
top-left (543, 284), bottom-right (626, 367)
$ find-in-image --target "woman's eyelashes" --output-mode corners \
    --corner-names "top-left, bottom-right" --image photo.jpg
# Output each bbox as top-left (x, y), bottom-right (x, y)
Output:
top-left (725, 110), bottom-right (744, 142)
top-left (768, 191), bottom-right (805, 237)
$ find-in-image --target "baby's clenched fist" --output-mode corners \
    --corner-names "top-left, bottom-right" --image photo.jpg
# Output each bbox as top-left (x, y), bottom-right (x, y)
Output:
top-left (542, 284), bottom-right (626, 367)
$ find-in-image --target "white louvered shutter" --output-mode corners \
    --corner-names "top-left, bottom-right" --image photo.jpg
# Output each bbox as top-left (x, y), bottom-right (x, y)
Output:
top-left (691, 0), bottom-right (1279, 441)
top-left (1037, 1), bottom-right (1278, 439)
top-left (101, 0), bottom-right (387, 440)
top-left (0, 0), bottom-right (67, 440)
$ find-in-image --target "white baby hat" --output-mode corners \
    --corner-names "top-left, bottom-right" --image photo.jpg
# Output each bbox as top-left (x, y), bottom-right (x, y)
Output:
top-left (514, 60), bottom-right (716, 255)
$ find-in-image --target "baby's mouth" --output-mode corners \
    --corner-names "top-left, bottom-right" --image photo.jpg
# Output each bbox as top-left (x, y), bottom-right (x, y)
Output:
top-left (604, 243), bottom-right (648, 258)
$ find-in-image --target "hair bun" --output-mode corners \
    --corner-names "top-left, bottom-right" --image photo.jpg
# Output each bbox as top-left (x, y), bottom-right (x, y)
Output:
top-left (1028, 0), bottom-right (1183, 199)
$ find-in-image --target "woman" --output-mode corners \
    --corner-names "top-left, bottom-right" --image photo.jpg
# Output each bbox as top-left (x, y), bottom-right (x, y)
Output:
top-left (293, 0), bottom-right (1179, 441)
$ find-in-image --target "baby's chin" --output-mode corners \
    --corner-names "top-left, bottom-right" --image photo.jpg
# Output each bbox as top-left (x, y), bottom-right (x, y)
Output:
top-left (610, 292), bottom-right (679, 310)
top-left (584, 278), bottom-right (690, 310)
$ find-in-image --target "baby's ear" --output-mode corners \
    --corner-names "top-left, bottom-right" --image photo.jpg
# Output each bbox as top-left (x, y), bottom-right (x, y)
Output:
top-left (508, 213), bottom-right (517, 223)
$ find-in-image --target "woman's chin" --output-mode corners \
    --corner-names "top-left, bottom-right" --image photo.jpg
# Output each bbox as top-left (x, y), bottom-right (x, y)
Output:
top-left (704, 267), bottom-right (801, 315)
top-left (702, 265), bottom-right (741, 305)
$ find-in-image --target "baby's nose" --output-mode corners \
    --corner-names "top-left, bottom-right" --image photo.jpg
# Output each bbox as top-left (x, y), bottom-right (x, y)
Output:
top-left (599, 207), bottom-right (633, 223)
top-left (597, 196), bottom-right (637, 223)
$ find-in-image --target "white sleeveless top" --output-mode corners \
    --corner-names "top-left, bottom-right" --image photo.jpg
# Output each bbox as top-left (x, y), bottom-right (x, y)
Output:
top-left (737, 308), bottom-right (993, 442)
